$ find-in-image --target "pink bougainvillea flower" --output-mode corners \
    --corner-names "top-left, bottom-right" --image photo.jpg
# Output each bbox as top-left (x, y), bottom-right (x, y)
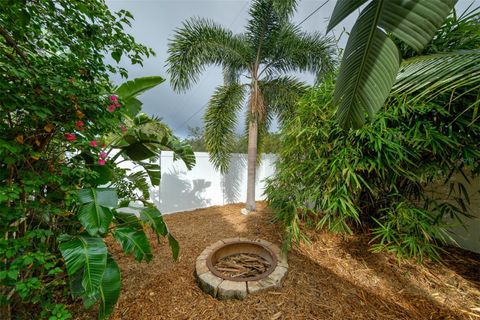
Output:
top-left (89, 140), bottom-right (98, 147)
top-left (98, 159), bottom-right (106, 166)
top-left (109, 95), bottom-right (118, 102)
top-left (120, 124), bottom-right (127, 134)
top-left (75, 120), bottom-right (85, 130)
top-left (99, 151), bottom-right (107, 159)
top-left (64, 133), bottom-right (76, 142)
top-left (107, 104), bottom-right (116, 113)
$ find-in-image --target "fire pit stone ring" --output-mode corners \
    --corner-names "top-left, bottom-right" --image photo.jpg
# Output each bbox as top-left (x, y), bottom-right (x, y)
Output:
top-left (195, 238), bottom-right (288, 300)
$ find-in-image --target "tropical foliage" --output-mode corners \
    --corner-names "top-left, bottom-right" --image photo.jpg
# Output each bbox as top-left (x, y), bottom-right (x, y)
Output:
top-left (327, 0), bottom-right (456, 129)
top-left (266, 7), bottom-right (480, 262)
top-left (185, 126), bottom-right (281, 154)
top-left (167, 0), bottom-right (336, 211)
top-left (0, 2), bottom-right (193, 319)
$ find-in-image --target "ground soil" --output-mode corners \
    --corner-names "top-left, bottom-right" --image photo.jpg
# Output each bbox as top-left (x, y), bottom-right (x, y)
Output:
top-left (76, 202), bottom-right (480, 320)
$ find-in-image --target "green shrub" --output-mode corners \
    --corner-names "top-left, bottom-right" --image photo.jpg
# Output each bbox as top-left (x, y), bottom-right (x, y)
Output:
top-left (265, 80), bottom-right (480, 262)
top-left (0, 2), bottom-right (194, 319)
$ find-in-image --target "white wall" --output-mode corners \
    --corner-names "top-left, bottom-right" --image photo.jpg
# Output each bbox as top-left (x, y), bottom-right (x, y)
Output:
top-left (149, 152), bottom-right (276, 214)
top-left (131, 152), bottom-right (479, 254)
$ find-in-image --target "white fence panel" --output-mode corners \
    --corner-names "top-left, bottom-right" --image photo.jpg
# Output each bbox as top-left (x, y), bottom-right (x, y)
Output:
top-left (149, 152), bottom-right (276, 214)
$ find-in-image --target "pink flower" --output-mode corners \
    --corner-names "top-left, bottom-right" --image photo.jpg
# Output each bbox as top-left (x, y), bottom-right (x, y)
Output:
top-left (120, 124), bottom-right (127, 134)
top-left (75, 120), bottom-right (85, 131)
top-left (98, 159), bottom-right (106, 166)
top-left (109, 95), bottom-right (118, 102)
top-left (107, 104), bottom-right (116, 113)
top-left (99, 151), bottom-right (107, 159)
top-left (64, 133), bottom-right (76, 142)
top-left (89, 140), bottom-right (98, 147)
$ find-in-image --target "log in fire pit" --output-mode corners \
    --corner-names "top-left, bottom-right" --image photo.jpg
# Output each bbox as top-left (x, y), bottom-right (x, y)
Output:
top-left (195, 238), bottom-right (288, 299)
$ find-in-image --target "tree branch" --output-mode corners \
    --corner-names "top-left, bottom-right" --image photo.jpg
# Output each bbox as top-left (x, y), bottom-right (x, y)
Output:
top-left (0, 25), bottom-right (30, 65)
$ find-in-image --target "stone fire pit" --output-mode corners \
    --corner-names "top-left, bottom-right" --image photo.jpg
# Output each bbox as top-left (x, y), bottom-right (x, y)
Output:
top-left (195, 238), bottom-right (288, 299)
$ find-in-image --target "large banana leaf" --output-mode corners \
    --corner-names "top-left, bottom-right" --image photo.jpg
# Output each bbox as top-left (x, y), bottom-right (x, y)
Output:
top-left (115, 76), bottom-right (164, 119)
top-left (139, 207), bottom-right (180, 260)
top-left (98, 255), bottom-right (121, 320)
top-left (113, 208), bottom-right (144, 230)
top-left (137, 161), bottom-right (161, 186)
top-left (113, 226), bottom-right (153, 262)
top-left (329, 0), bottom-right (456, 129)
top-left (59, 236), bottom-right (107, 297)
top-left (77, 188), bottom-right (118, 236)
top-left (115, 76), bottom-right (164, 99)
top-left (164, 137), bottom-right (196, 170)
top-left (139, 207), bottom-right (168, 237)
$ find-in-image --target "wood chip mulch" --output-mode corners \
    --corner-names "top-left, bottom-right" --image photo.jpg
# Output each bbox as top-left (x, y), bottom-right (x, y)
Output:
top-left (74, 202), bottom-right (480, 320)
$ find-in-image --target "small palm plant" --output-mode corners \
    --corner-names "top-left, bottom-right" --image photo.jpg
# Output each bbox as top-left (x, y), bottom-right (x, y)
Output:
top-left (167, 0), bottom-right (335, 211)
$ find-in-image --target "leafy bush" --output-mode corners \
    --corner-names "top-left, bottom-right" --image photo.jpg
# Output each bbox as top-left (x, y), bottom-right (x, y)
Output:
top-left (265, 80), bottom-right (480, 262)
top-left (0, 2), bottom-right (194, 319)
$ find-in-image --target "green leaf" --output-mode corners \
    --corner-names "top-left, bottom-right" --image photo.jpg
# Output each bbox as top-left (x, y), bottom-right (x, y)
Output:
top-left (334, 1), bottom-right (401, 129)
top-left (122, 97), bottom-right (143, 118)
top-left (98, 255), bottom-right (121, 320)
top-left (139, 207), bottom-right (168, 239)
top-left (111, 50), bottom-right (122, 63)
top-left (327, 0), bottom-right (369, 32)
top-left (331, 0), bottom-right (456, 129)
top-left (59, 236), bottom-right (107, 297)
top-left (115, 76), bottom-right (164, 100)
top-left (77, 188), bottom-right (118, 235)
top-left (163, 137), bottom-right (196, 170)
top-left (122, 142), bottom-right (157, 161)
top-left (113, 227), bottom-right (153, 262)
top-left (77, 188), bottom-right (118, 208)
top-left (91, 164), bottom-right (116, 186)
top-left (204, 83), bottom-right (246, 173)
top-left (79, 203), bottom-right (113, 236)
top-left (113, 209), bottom-right (143, 230)
top-left (168, 234), bottom-right (180, 261)
top-left (393, 50), bottom-right (480, 99)
top-left (138, 161), bottom-right (161, 186)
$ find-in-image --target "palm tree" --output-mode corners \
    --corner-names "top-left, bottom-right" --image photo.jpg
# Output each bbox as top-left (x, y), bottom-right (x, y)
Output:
top-left (167, 0), bottom-right (335, 211)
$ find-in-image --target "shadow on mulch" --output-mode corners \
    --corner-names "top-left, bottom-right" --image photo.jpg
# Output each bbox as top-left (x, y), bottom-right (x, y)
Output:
top-left (74, 203), bottom-right (480, 320)
top-left (440, 247), bottom-right (480, 290)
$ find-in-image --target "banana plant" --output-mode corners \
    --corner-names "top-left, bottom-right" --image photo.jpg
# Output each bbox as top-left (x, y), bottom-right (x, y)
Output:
top-left (60, 76), bottom-right (194, 319)
top-left (327, 0), bottom-right (456, 129)
top-left (59, 188), bottom-right (177, 319)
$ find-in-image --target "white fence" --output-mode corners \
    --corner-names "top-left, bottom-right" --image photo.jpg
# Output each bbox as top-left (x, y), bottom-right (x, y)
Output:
top-left (137, 151), bottom-right (479, 254)
top-left (149, 152), bottom-right (276, 214)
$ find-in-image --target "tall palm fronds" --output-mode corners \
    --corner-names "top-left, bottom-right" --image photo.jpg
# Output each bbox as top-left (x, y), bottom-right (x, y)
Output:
top-left (167, 0), bottom-right (336, 211)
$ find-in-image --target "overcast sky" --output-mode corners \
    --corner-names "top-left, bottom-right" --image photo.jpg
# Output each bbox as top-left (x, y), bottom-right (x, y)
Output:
top-left (106, 0), bottom-right (478, 138)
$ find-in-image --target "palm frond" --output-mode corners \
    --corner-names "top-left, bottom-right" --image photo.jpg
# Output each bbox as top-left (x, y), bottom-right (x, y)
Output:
top-left (392, 50), bottom-right (480, 100)
top-left (260, 76), bottom-right (307, 125)
top-left (272, 0), bottom-right (298, 20)
top-left (263, 24), bottom-right (336, 81)
top-left (167, 18), bottom-right (250, 92)
top-left (246, 0), bottom-right (283, 58)
top-left (204, 83), bottom-right (247, 173)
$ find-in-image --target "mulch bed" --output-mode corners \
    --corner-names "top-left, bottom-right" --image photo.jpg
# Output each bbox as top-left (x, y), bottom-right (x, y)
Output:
top-left (75, 202), bottom-right (480, 319)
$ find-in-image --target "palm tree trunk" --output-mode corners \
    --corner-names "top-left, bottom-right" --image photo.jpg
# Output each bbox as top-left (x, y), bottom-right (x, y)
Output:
top-left (246, 117), bottom-right (258, 211)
